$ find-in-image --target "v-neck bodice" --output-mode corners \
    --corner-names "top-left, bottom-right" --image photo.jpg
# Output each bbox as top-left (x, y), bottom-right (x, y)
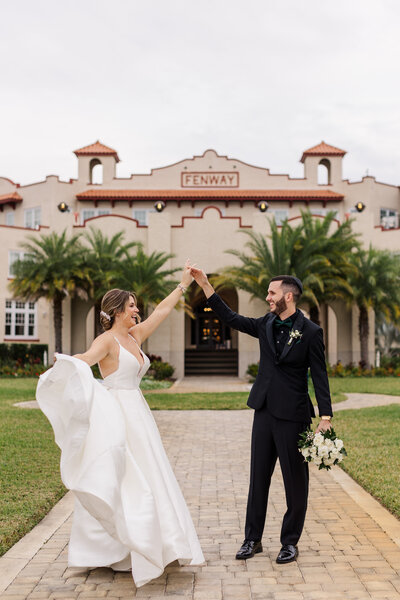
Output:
top-left (101, 336), bottom-right (150, 390)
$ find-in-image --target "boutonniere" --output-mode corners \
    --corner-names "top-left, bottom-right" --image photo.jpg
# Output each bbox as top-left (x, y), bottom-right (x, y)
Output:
top-left (288, 329), bottom-right (303, 346)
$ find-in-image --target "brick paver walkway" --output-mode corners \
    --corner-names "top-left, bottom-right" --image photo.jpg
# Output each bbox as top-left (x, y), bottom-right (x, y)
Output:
top-left (2, 410), bottom-right (400, 600)
top-left (168, 376), bottom-right (252, 393)
top-left (334, 393), bottom-right (400, 411)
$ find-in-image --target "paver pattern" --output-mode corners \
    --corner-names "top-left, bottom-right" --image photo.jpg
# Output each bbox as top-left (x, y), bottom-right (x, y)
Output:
top-left (3, 409), bottom-right (400, 600)
top-left (167, 376), bottom-right (252, 394)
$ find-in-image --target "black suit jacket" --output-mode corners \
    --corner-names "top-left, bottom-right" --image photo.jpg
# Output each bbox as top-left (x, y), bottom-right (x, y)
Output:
top-left (207, 293), bottom-right (333, 423)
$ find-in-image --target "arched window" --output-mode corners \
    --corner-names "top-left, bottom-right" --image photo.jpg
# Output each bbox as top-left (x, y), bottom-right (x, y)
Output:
top-left (90, 158), bottom-right (103, 184)
top-left (318, 158), bottom-right (331, 185)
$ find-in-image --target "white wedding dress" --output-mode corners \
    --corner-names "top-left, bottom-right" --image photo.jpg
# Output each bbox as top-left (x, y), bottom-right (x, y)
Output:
top-left (36, 336), bottom-right (204, 587)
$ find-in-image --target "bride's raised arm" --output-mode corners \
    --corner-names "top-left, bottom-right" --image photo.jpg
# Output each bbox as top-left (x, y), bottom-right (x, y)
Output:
top-left (130, 259), bottom-right (193, 345)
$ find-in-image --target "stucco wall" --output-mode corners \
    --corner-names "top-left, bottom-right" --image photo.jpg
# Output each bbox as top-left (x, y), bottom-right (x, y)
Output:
top-left (1, 143), bottom-right (398, 371)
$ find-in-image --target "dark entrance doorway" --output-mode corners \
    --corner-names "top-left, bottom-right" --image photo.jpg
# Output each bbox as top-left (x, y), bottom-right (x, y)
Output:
top-left (185, 283), bottom-right (238, 376)
top-left (191, 301), bottom-right (231, 349)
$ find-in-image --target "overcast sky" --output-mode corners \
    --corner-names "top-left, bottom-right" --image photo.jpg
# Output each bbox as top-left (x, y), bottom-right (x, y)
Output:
top-left (1, 0), bottom-right (399, 186)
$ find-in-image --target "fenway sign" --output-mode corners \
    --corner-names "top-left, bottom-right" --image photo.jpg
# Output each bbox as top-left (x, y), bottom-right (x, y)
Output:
top-left (181, 171), bottom-right (239, 188)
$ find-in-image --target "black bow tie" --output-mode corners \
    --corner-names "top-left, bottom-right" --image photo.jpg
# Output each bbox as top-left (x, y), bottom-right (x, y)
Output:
top-left (274, 318), bottom-right (293, 328)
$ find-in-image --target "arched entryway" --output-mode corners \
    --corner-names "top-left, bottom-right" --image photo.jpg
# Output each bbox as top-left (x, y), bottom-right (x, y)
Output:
top-left (184, 279), bottom-right (238, 375)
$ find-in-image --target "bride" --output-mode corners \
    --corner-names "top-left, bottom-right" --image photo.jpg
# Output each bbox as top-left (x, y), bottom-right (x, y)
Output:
top-left (36, 260), bottom-right (204, 588)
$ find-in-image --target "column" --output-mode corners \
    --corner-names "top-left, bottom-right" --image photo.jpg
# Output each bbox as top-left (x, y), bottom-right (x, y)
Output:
top-left (237, 289), bottom-right (264, 379)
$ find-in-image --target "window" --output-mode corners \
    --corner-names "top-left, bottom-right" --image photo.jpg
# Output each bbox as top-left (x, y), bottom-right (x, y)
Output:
top-left (8, 250), bottom-right (26, 278)
top-left (81, 208), bottom-right (111, 224)
top-left (318, 159), bottom-right (331, 185)
top-left (270, 210), bottom-right (289, 225)
top-left (133, 210), bottom-right (148, 225)
top-left (5, 211), bottom-right (14, 226)
top-left (5, 299), bottom-right (37, 338)
top-left (380, 208), bottom-right (398, 229)
top-left (24, 207), bottom-right (41, 229)
top-left (132, 209), bottom-right (156, 225)
top-left (89, 158), bottom-right (103, 184)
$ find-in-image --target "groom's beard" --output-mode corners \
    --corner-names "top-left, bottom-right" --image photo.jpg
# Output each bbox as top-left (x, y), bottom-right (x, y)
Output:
top-left (271, 296), bottom-right (287, 315)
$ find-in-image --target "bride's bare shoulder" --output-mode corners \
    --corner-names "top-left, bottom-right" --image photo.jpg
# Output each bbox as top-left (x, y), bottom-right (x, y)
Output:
top-left (93, 331), bottom-right (115, 349)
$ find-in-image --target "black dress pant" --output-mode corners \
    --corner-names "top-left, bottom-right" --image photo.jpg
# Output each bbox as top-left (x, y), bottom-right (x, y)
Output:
top-left (244, 405), bottom-right (309, 546)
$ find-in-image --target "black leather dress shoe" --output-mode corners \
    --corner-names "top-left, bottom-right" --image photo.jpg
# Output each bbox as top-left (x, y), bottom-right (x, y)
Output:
top-left (276, 544), bottom-right (298, 564)
top-left (235, 539), bottom-right (263, 560)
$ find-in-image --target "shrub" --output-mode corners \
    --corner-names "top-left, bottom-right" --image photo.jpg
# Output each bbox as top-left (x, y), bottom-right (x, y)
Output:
top-left (246, 362), bottom-right (259, 381)
top-left (150, 360), bottom-right (174, 381)
top-left (91, 364), bottom-right (101, 379)
top-left (381, 354), bottom-right (400, 370)
top-left (0, 343), bottom-right (48, 365)
top-left (327, 357), bottom-right (400, 377)
top-left (246, 358), bottom-right (400, 380)
top-left (0, 362), bottom-right (47, 378)
top-left (0, 343), bottom-right (50, 377)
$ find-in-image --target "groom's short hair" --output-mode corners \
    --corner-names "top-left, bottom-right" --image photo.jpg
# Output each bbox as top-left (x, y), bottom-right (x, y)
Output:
top-left (270, 275), bottom-right (303, 303)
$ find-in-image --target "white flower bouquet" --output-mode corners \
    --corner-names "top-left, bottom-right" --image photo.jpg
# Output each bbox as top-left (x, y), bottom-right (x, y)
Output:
top-left (298, 427), bottom-right (347, 470)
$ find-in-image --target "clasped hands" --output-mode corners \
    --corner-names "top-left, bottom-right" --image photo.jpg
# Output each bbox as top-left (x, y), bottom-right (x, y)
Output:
top-left (180, 261), bottom-right (213, 297)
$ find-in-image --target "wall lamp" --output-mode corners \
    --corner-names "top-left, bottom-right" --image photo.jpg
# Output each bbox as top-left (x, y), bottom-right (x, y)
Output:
top-left (257, 200), bottom-right (269, 213)
top-left (154, 200), bottom-right (166, 213)
top-left (355, 202), bottom-right (366, 213)
top-left (57, 202), bottom-right (70, 213)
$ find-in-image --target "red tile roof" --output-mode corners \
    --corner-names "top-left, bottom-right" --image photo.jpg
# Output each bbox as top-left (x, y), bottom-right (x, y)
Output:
top-left (74, 141), bottom-right (120, 162)
top-left (0, 192), bottom-right (23, 206)
top-left (301, 142), bottom-right (346, 162)
top-left (76, 189), bottom-right (344, 202)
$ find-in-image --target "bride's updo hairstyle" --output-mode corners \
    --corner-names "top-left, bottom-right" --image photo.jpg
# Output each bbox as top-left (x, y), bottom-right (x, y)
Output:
top-left (100, 289), bottom-right (140, 331)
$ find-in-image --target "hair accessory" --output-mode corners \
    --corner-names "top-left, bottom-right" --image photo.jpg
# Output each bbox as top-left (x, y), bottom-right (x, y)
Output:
top-left (100, 310), bottom-right (111, 321)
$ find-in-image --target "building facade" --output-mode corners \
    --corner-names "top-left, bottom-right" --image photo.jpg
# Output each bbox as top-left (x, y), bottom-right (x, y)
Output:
top-left (1, 141), bottom-right (399, 377)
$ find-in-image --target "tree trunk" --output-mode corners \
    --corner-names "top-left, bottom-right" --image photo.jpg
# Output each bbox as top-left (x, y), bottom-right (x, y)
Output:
top-left (359, 305), bottom-right (370, 368)
top-left (94, 302), bottom-right (102, 337)
top-left (309, 305), bottom-right (320, 325)
top-left (53, 294), bottom-right (63, 354)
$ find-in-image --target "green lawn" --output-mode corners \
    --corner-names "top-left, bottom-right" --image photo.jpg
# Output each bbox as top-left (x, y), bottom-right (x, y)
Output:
top-left (146, 392), bottom-right (250, 410)
top-left (328, 377), bottom-right (400, 396)
top-left (140, 377), bottom-right (173, 391)
top-left (0, 379), bottom-right (66, 556)
top-left (329, 405), bottom-right (400, 520)
top-left (0, 376), bottom-right (399, 557)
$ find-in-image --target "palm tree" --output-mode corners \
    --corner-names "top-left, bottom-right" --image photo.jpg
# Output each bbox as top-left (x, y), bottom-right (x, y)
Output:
top-left (296, 211), bottom-right (359, 323)
top-left (116, 247), bottom-right (180, 316)
top-left (9, 230), bottom-right (87, 353)
top-left (212, 218), bottom-right (303, 300)
top-left (348, 246), bottom-right (400, 367)
top-left (213, 211), bottom-right (359, 324)
top-left (82, 228), bottom-right (139, 335)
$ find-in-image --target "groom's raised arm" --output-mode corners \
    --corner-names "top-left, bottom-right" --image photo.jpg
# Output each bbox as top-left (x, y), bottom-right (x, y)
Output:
top-left (190, 267), bottom-right (260, 338)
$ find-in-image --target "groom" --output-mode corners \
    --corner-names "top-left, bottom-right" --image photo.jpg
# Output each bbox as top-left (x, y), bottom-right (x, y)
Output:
top-left (190, 269), bottom-right (333, 564)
